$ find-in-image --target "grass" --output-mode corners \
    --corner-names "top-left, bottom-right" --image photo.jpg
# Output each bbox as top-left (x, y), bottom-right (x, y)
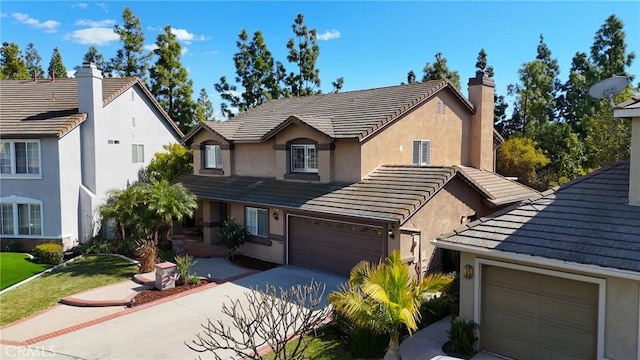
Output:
top-left (0, 252), bottom-right (52, 291)
top-left (0, 255), bottom-right (138, 326)
top-left (262, 327), bottom-right (353, 360)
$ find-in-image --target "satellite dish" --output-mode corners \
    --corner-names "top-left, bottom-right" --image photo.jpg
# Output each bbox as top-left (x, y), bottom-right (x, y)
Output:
top-left (588, 76), bottom-right (628, 106)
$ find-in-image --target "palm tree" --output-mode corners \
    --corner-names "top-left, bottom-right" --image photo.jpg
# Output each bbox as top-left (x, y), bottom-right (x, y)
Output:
top-left (145, 180), bottom-right (197, 244)
top-left (328, 251), bottom-right (453, 360)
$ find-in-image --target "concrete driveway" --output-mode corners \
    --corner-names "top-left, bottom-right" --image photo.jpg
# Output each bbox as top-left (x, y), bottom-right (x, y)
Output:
top-left (3, 266), bottom-right (345, 360)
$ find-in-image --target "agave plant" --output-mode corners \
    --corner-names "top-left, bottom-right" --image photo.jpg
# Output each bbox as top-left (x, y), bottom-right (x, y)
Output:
top-left (328, 251), bottom-right (453, 360)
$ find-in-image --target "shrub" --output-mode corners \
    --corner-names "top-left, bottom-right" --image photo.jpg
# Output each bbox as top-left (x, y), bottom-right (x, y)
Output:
top-left (33, 243), bottom-right (64, 265)
top-left (4, 242), bottom-right (20, 252)
top-left (447, 317), bottom-right (477, 356)
top-left (445, 272), bottom-right (460, 317)
top-left (116, 238), bottom-right (138, 258)
top-left (137, 240), bottom-right (157, 273)
top-left (81, 236), bottom-right (112, 255)
top-left (218, 217), bottom-right (249, 260)
top-left (158, 248), bottom-right (177, 262)
top-left (418, 295), bottom-right (450, 329)
top-left (175, 254), bottom-right (198, 285)
top-left (334, 312), bottom-right (388, 358)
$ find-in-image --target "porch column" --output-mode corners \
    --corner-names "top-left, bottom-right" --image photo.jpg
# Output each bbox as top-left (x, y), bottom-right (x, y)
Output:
top-left (202, 201), bottom-right (220, 245)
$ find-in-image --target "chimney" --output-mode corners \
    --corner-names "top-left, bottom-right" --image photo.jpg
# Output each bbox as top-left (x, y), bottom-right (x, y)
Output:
top-left (614, 98), bottom-right (640, 205)
top-left (467, 71), bottom-right (495, 171)
top-left (76, 62), bottom-right (103, 194)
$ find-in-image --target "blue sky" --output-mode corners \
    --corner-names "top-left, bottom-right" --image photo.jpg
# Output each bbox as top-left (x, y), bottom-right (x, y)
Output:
top-left (2, 1), bottom-right (639, 117)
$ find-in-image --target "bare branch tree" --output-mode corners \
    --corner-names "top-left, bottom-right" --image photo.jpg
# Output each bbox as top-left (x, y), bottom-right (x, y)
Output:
top-left (186, 280), bottom-right (332, 359)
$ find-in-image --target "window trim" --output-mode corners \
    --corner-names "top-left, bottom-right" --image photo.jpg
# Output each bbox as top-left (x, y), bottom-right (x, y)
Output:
top-left (290, 144), bottom-right (318, 173)
top-left (0, 195), bottom-right (43, 237)
top-left (204, 144), bottom-right (223, 169)
top-left (245, 206), bottom-right (268, 238)
top-left (131, 144), bottom-right (145, 164)
top-left (0, 139), bottom-right (42, 178)
top-left (412, 139), bottom-right (431, 166)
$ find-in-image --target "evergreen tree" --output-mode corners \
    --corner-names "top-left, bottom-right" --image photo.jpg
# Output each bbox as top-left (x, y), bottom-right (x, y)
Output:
top-left (285, 13), bottom-right (321, 96)
top-left (475, 48), bottom-right (494, 77)
top-left (0, 42), bottom-right (30, 79)
top-left (24, 43), bottom-right (45, 79)
top-left (331, 77), bottom-right (344, 93)
top-left (590, 15), bottom-right (636, 81)
top-left (559, 51), bottom-right (596, 129)
top-left (196, 88), bottom-right (215, 122)
top-left (406, 70), bottom-right (416, 84)
top-left (150, 26), bottom-right (196, 133)
top-left (422, 52), bottom-right (460, 89)
top-left (83, 46), bottom-right (110, 76)
top-left (214, 76), bottom-right (241, 119)
top-left (112, 7), bottom-right (149, 80)
top-left (47, 47), bottom-right (68, 79)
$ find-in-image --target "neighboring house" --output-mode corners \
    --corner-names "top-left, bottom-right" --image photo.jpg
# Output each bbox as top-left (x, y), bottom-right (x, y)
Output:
top-left (433, 96), bottom-right (640, 359)
top-left (0, 62), bottom-right (183, 250)
top-left (178, 73), bottom-right (538, 276)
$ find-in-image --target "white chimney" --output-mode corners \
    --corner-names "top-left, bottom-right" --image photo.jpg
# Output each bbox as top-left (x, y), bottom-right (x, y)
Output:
top-left (614, 96), bottom-right (640, 206)
top-left (76, 62), bottom-right (103, 194)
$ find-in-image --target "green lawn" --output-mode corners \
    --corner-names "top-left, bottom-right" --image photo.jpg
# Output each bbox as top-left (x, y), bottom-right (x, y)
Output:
top-left (263, 327), bottom-right (353, 360)
top-left (0, 255), bottom-right (138, 326)
top-left (0, 252), bottom-right (52, 291)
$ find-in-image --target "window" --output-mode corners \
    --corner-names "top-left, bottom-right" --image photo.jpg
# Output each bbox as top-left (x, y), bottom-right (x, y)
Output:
top-left (245, 207), bottom-right (268, 237)
top-left (0, 197), bottom-right (42, 236)
top-left (0, 140), bottom-right (40, 176)
top-left (412, 140), bottom-right (431, 166)
top-left (204, 144), bottom-right (222, 169)
top-left (291, 145), bottom-right (317, 173)
top-left (132, 144), bottom-right (144, 163)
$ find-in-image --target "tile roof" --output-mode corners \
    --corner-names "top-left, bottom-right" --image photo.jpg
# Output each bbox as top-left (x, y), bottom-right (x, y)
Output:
top-left (457, 165), bottom-right (540, 206)
top-left (184, 80), bottom-right (474, 143)
top-left (615, 95), bottom-right (640, 110)
top-left (0, 77), bottom-right (182, 138)
top-left (436, 162), bottom-right (640, 273)
top-left (177, 165), bottom-right (457, 223)
top-left (177, 165), bottom-right (537, 224)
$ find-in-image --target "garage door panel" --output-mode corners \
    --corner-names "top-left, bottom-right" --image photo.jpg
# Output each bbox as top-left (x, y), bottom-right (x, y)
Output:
top-left (481, 265), bottom-right (598, 360)
top-left (288, 216), bottom-right (384, 275)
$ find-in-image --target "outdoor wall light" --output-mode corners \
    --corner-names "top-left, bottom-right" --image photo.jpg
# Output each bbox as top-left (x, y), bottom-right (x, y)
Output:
top-left (272, 209), bottom-right (280, 221)
top-left (388, 228), bottom-right (395, 239)
top-left (463, 264), bottom-right (474, 279)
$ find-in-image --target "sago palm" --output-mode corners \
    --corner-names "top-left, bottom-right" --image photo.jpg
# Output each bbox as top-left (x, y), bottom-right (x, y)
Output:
top-left (328, 251), bottom-right (453, 360)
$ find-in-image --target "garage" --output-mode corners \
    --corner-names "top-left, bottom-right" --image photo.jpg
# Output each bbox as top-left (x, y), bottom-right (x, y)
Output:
top-left (480, 265), bottom-right (598, 360)
top-left (288, 215), bottom-right (385, 275)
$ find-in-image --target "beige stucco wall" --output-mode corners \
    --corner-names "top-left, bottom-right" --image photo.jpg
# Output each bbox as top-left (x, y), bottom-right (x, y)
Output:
top-left (232, 141), bottom-right (275, 177)
top-left (457, 252), bottom-right (640, 360)
top-left (360, 90), bottom-right (472, 178)
top-left (229, 202), bottom-right (285, 264)
top-left (333, 140), bottom-right (361, 182)
top-left (401, 177), bottom-right (490, 273)
top-left (190, 131), bottom-right (232, 176)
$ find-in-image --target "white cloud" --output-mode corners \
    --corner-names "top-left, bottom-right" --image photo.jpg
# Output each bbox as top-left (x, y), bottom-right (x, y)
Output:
top-left (66, 27), bottom-right (118, 45)
top-left (147, 26), bottom-right (162, 31)
top-left (316, 29), bottom-right (341, 41)
top-left (75, 19), bottom-right (115, 27)
top-left (12, 12), bottom-right (60, 33)
top-left (72, 3), bottom-right (88, 9)
top-left (0, 13), bottom-right (7, 18)
top-left (143, 43), bottom-right (159, 52)
top-left (171, 27), bottom-right (195, 43)
top-left (181, 47), bottom-right (188, 56)
top-left (95, 2), bottom-right (108, 12)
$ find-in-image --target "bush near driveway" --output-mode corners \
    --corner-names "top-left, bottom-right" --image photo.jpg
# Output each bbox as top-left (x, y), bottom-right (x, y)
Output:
top-left (0, 253), bottom-right (51, 291)
top-left (0, 255), bottom-right (138, 326)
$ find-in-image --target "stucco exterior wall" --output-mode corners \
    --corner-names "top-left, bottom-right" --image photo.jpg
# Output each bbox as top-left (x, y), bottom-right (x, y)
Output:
top-left (234, 142), bottom-right (276, 177)
top-left (0, 137), bottom-right (62, 239)
top-left (360, 90), bottom-right (472, 178)
top-left (402, 177), bottom-right (488, 273)
top-left (58, 127), bottom-right (83, 244)
top-left (190, 131), bottom-right (232, 176)
top-left (332, 140), bottom-right (361, 182)
top-left (95, 86), bottom-right (180, 208)
top-left (456, 252), bottom-right (640, 360)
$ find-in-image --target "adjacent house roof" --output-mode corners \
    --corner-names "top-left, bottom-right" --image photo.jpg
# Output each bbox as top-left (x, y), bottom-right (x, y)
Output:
top-left (178, 165), bottom-right (538, 224)
top-left (436, 162), bottom-right (640, 273)
top-left (0, 78), bottom-right (182, 138)
top-left (457, 165), bottom-right (540, 206)
top-left (183, 80), bottom-right (474, 143)
top-left (614, 95), bottom-right (640, 118)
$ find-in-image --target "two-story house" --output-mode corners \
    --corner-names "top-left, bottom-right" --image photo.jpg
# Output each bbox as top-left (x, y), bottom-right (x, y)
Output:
top-left (0, 62), bottom-right (183, 251)
top-left (178, 73), bottom-right (538, 276)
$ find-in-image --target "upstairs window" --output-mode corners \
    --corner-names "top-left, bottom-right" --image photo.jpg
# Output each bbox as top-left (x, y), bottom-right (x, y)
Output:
top-left (204, 144), bottom-right (222, 169)
top-left (291, 144), bottom-right (317, 173)
top-left (412, 140), bottom-right (431, 166)
top-left (0, 140), bottom-right (41, 176)
top-left (132, 144), bottom-right (145, 163)
top-left (245, 207), bottom-right (268, 237)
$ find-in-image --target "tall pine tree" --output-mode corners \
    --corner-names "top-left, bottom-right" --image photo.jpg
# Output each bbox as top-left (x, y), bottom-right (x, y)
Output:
top-left (112, 7), bottom-right (149, 80)
top-left (0, 42), bottom-right (29, 79)
top-left (196, 88), bottom-right (215, 122)
top-left (422, 52), bottom-right (460, 89)
top-left (24, 43), bottom-right (45, 79)
top-left (150, 25), bottom-right (196, 133)
top-left (83, 46), bottom-right (110, 76)
top-left (285, 14), bottom-right (321, 96)
top-left (47, 47), bottom-right (68, 79)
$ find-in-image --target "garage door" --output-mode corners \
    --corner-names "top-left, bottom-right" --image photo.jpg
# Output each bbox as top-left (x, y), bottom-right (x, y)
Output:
top-left (481, 266), bottom-right (598, 360)
top-left (288, 216), bottom-right (385, 275)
